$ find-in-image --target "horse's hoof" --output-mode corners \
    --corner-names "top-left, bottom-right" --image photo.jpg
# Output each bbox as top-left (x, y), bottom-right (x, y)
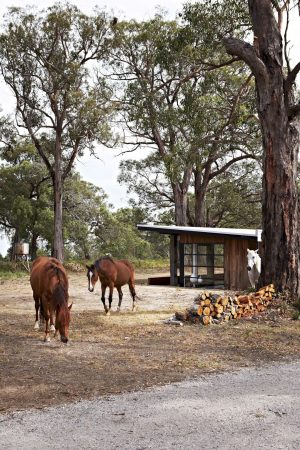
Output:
top-left (34, 321), bottom-right (39, 330)
top-left (116, 307), bottom-right (120, 312)
top-left (44, 336), bottom-right (50, 343)
top-left (105, 310), bottom-right (111, 317)
top-left (50, 324), bottom-right (55, 332)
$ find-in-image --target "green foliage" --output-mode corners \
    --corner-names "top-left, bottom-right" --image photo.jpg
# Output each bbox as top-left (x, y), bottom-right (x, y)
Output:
top-left (92, 207), bottom-right (169, 260)
top-left (0, 261), bottom-right (29, 279)
top-left (181, 0), bottom-right (250, 50)
top-left (112, 11), bottom-right (261, 225)
top-left (0, 3), bottom-right (118, 258)
top-left (129, 258), bottom-right (169, 270)
top-left (203, 161), bottom-right (262, 228)
top-left (0, 142), bottom-right (52, 244)
top-left (0, 4), bottom-right (116, 160)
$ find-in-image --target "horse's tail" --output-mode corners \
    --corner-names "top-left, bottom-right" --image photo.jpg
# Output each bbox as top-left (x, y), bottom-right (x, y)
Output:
top-left (51, 265), bottom-right (65, 284)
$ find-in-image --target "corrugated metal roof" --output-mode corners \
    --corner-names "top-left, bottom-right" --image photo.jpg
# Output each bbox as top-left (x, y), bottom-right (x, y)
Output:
top-left (137, 224), bottom-right (262, 241)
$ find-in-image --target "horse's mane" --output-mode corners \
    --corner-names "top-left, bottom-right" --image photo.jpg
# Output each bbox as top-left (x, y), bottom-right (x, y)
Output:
top-left (94, 255), bottom-right (114, 270)
top-left (98, 255), bottom-right (114, 263)
top-left (47, 264), bottom-right (69, 308)
top-left (93, 256), bottom-right (134, 274)
top-left (53, 283), bottom-right (69, 307)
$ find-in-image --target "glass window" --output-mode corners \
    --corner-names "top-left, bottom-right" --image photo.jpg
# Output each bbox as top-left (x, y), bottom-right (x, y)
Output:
top-left (183, 243), bottom-right (224, 288)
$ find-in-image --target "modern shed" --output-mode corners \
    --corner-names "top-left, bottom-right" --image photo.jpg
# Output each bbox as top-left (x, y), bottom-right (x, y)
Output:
top-left (137, 224), bottom-right (262, 290)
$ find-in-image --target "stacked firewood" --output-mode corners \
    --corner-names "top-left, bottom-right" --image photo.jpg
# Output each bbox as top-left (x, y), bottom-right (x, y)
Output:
top-left (175, 284), bottom-right (276, 326)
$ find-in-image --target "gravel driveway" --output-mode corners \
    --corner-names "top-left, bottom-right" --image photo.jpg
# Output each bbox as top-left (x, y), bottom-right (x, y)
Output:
top-left (1, 361), bottom-right (299, 450)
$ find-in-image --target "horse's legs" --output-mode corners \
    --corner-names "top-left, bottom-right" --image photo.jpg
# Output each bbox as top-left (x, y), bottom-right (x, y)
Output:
top-left (43, 313), bottom-right (50, 342)
top-left (101, 284), bottom-right (108, 314)
top-left (34, 295), bottom-right (40, 330)
top-left (42, 297), bottom-right (51, 342)
top-left (128, 279), bottom-right (137, 311)
top-left (248, 271), bottom-right (256, 289)
top-left (116, 287), bottom-right (123, 312)
top-left (49, 311), bottom-right (55, 332)
top-left (107, 284), bottom-right (114, 315)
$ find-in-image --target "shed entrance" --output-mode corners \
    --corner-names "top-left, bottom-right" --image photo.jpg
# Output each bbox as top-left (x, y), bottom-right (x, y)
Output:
top-left (181, 243), bottom-right (224, 288)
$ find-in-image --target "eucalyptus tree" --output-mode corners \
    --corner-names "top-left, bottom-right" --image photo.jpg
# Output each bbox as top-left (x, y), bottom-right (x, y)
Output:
top-left (111, 15), bottom-right (261, 226)
top-left (118, 154), bottom-right (175, 219)
top-left (119, 151), bottom-right (262, 228)
top-left (0, 141), bottom-right (53, 258)
top-left (202, 160), bottom-right (262, 228)
top-left (225, 0), bottom-right (300, 294)
top-left (0, 142), bottom-right (112, 259)
top-left (183, 0), bottom-right (300, 294)
top-left (92, 206), bottom-right (168, 259)
top-left (0, 3), bottom-right (115, 261)
top-left (63, 174), bottom-right (110, 259)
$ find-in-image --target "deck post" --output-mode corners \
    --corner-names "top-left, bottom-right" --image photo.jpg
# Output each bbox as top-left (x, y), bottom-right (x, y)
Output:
top-left (170, 235), bottom-right (178, 285)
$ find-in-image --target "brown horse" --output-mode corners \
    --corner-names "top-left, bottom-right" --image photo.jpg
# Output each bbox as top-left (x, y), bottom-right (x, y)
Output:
top-left (30, 256), bottom-right (72, 343)
top-left (86, 255), bottom-right (137, 314)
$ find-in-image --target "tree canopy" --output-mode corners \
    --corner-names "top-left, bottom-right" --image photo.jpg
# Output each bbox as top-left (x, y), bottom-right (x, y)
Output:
top-left (0, 3), bottom-right (116, 260)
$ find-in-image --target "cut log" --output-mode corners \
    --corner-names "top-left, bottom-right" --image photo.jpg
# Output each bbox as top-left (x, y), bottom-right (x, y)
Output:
top-left (197, 306), bottom-right (203, 316)
top-left (214, 304), bottom-right (224, 314)
top-left (210, 294), bottom-right (220, 304)
top-left (203, 306), bottom-right (211, 316)
top-left (237, 295), bottom-right (251, 305)
top-left (220, 296), bottom-right (229, 307)
top-left (201, 315), bottom-right (211, 326)
top-left (189, 304), bottom-right (201, 316)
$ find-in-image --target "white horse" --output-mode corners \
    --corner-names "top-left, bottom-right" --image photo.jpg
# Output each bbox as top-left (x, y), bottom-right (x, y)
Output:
top-left (246, 249), bottom-right (261, 288)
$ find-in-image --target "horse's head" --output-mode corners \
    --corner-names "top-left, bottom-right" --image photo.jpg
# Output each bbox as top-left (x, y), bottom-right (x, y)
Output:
top-left (86, 264), bottom-right (98, 292)
top-left (247, 249), bottom-right (260, 271)
top-left (56, 303), bottom-right (72, 343)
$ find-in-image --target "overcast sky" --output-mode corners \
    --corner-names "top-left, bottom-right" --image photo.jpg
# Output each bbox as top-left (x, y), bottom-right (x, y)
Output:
top-left (0, 1), bottom-right (300, 255)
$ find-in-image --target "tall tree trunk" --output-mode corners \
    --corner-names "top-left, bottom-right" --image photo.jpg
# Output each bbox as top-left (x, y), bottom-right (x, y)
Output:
top-left (30, 232), bottom-right (39, 260)
top-left (250, 0), bottom-right (300, 294)
top-left (223, 0), bottom-right (300, 295)
top-left (259, 97), bottom-right (299, 293)
top-left (10, 230), bottom-right (19, 261)
top-left (53, 142), bottom-right (64, 262)
top-left (173, 183), bottom-right (188, 226)
top-left (194, 169), bottom-right (207, 227)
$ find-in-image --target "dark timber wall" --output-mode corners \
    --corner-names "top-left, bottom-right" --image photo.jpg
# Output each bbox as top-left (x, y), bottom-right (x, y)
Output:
top-left (178, 232), bottom-right (258, 290)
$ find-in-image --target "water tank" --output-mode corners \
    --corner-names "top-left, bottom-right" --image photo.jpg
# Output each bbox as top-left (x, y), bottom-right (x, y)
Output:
top-left (14, 242), bottom-right (29, 256)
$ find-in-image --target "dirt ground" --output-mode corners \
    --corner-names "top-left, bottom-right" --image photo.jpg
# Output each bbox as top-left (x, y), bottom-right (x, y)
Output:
top-left (0, 270), bottom-right (300, 414)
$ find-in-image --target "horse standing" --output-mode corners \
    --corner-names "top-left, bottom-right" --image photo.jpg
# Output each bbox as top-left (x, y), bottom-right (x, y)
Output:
top-left (30, 256), bottom-right (72, 343)
top-left (86, 255), bottom-right (137, 314)
top-left (246, 249), bottom-right (261, 288)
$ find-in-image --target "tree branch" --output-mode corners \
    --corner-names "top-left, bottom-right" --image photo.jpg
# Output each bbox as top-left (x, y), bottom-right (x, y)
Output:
top-left (222, 37), bottom-right (268, 84)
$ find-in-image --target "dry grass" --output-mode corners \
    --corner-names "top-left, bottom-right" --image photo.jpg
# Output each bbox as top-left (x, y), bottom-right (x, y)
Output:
top-left (0, 275), bottom-right (300, 413)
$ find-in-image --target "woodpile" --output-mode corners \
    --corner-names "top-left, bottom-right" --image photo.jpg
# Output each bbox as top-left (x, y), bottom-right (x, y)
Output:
top-left (175, 284), bottom-right (276, 326)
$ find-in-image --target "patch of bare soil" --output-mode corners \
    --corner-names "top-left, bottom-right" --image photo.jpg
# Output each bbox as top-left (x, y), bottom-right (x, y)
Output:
top-left (0, 272), bottom-right (300, 413)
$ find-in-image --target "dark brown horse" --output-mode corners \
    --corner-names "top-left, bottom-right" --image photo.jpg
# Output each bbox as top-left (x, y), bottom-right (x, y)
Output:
top-left (86, 255), bottom-right (137, 314)
top-left (30, 256), bottom-right (72, 343)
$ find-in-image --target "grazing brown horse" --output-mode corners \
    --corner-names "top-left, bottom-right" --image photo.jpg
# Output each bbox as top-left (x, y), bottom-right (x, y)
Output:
top-left (30, 256), bottom-right (72, 343)
top-left (86, 255), bottom-right (137, 314)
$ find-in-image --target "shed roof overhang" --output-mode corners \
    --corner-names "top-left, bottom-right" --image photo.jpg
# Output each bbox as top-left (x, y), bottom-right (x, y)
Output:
top-left (137, 224), bottom-right (262, 242)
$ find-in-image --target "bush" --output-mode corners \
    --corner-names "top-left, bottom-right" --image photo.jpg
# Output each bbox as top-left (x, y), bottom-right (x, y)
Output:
top-left (0, 261), bottom-right (29, 279)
